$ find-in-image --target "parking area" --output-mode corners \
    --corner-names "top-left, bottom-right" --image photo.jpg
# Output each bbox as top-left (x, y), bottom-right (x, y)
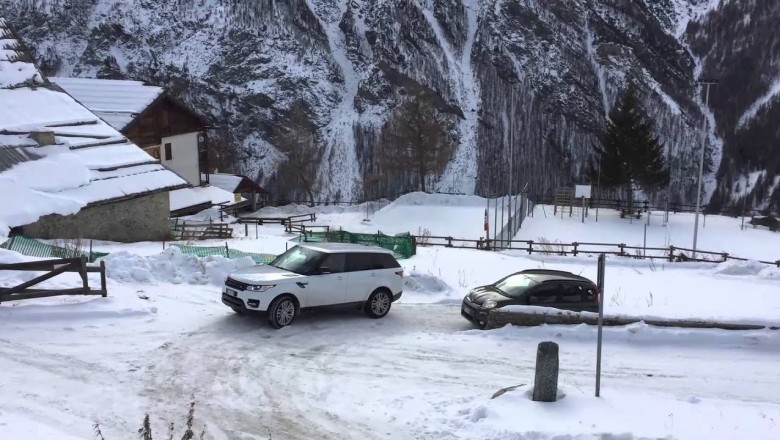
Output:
top-left (1, 281), bottom-right (779, 439)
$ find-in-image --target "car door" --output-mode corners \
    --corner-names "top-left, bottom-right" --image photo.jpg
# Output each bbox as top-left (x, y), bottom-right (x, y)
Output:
top-left (345, 252), bottom-right (375, 303)
top-left (372, 253), bottom-right (403, 294)
top-left (305, 253), bottom-right (347, 307)
top-left (525, 283), bottom-right (560, 308)
top-left (556, 282), bottom-right (586, 312)
top-left (562, 282), bottom-right (599, 312)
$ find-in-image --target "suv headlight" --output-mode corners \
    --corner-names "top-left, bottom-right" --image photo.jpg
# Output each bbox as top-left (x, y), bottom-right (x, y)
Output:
top-left (482, 300), bottom-right (497, 309)
top-left (246, 284), bottom-right (275, 292)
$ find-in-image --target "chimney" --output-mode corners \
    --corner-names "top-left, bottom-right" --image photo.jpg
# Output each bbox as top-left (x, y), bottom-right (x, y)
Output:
top-left (29, 130), bottom-right (56, 146)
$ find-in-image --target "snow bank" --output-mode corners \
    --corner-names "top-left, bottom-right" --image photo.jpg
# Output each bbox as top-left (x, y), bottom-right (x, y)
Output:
top-left (714, 259), bottom-right (780, 279)
top-left (390, 192), bottom-right (486, 207)
top-left (448, 384), bottom-right (779, 440)
top-left (100, 247), bottom-right (255, 286)
top-left (401, 269), bottom-right (457, 303)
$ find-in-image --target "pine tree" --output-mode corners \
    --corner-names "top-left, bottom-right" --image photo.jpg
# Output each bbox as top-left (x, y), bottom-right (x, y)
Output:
top-left (590, 86), bottom-right (670, 212)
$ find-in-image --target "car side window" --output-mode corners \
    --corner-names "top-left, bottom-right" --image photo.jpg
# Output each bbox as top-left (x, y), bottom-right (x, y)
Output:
top-left (345, 253), bottom-right (373, 272)
top-left (528, 284), bottom-right (558, 304)
top-left (560, 284), bottom-right (584, 302)
top-left (319, 254), bottom-right (345, 273)
top-left (371, 253), bottom-right (401, 270)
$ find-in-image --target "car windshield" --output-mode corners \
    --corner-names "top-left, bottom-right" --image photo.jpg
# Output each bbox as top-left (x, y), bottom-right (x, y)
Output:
top-left (269, 246), bottom-right (326, 275)
top-left (494, 274), bottom-right (539, 298)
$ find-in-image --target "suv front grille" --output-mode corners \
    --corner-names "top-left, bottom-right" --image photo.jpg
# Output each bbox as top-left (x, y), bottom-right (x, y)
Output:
top-left (225, 277), bottom-right (248, 291)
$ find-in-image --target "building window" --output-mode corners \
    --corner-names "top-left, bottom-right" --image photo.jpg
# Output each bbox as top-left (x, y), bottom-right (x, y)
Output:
top-left (164, 143), bottom-right (173, 160)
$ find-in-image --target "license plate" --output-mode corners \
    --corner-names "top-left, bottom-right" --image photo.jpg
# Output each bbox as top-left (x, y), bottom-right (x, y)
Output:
top-left (225, 288), bottom-right (238, 297)
top-left (462, 304), bottom-right (474, 316)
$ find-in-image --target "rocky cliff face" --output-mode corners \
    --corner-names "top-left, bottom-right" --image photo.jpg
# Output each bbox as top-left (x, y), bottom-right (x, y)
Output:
top-left (3, 0), bottom-right (778, 211)
top-left (687, 0), bottom-right (780, 213)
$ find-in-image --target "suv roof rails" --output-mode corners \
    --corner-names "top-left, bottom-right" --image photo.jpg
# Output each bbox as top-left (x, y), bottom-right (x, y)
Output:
top-left (520, 269), bottom-right (574, 275)
top-left (521, 269), bottom-right (593, 282)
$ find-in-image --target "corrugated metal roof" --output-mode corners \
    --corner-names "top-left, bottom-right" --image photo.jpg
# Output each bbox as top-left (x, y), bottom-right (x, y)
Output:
top-left (0, 145), bottom-right (41, 173)
top-left (49, 77), bottom-right (164, 130)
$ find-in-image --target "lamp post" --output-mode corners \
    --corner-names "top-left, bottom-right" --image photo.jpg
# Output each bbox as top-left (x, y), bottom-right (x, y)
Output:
top-left (692, 79), bottom-right (718, 260)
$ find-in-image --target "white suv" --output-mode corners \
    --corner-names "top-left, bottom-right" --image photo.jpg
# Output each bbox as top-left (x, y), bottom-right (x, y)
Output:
top-left (221, 243), bottom-right (404, 328)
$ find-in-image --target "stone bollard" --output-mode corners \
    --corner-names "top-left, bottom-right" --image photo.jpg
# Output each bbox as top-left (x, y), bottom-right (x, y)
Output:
top-left (532, 341), bottom-right (559, 402)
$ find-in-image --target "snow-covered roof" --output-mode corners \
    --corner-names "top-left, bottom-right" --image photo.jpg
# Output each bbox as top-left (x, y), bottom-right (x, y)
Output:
top-left (0, 18), bottom-right (44, 89)
top-left (208, 173), bottom-right (244, 193)
top-left (49, 77), bottom-right (164, 130)
top-left (0, 17), bottom-right (187, 237)
top-left (207, 173), bottom-right (267, 194)
top-left (169, 185), bottom-right (245, 212)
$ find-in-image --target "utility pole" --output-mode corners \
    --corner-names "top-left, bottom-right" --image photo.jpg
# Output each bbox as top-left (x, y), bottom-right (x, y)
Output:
top-left (595, 155), bottom-right (602, 222)
top-left (741, 160), bottom-right (751, 231)
top-left (692, 79), bottom-right (718, 260)
top-left (507, 84), bottom-right (516, 235)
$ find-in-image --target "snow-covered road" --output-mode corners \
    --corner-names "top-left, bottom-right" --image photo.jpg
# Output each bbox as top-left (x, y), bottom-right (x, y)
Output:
top-left (2, 290), bottom-right (778, 439)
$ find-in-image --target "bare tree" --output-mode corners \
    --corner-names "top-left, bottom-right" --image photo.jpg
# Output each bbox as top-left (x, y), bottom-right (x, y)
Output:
top-left (274, 103), bottom-right (321, 206)
top-left (380, 97), bottom-right (454, 193)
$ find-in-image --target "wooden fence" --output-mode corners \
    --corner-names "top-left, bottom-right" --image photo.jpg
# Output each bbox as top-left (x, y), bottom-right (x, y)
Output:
top-left (170, 222), bottom-right (233, 240)
top-left (0, 257), bottom-right (107, 303)
top-left (411, 235), bottom-right (780, 267)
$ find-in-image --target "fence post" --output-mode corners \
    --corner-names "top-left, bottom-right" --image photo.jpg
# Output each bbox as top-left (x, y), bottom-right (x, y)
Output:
top-left (89, 240), bottom-right (93, 263)
top-left (225, 242), bottom-right (230, 258)
top-left (79, 256), bottom-right (89, 294)
top-left (572, 242), bottom-right (578, 257)
top-left (527, 240), bottom-right (534, 255)
top-left (446, 237), bottom-right (453, 248)
top-left (245, 223), bottom-right (249, 236)
top-left (721, 252), bottom-right (729, 262)
top-left (668, 246), bottom-right (675, 262)
top-left (100, 260), bottom-right (107, 297)
top-left (618, 243), bottom-right (626, 256)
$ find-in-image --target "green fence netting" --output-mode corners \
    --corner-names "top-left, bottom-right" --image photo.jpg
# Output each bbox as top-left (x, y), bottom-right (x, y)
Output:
top-left (0, 235), bottom-right (109, 263)
top-left (0, 235), bottom-right (277, 265)
top-left (169, 244), bottom-right (277, 264)
top-left (297, 230), bottom-right (416, 259)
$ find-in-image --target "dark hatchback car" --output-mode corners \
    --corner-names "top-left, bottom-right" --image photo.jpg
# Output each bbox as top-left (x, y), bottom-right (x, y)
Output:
top-left (461, 269), bottom-right (599, 328)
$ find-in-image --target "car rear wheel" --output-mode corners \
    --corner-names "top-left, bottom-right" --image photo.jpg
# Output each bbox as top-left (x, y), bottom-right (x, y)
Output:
top-left (268, 296), bottom-right (297, 329)
top-left (364, 289), bottom-right (392, 319)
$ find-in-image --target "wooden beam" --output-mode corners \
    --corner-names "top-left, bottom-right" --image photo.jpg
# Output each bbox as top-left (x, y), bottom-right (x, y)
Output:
top-left (1, 261), bottom-right (78, 295)
top-left (1, 289), bottom-right (103, 302)
top-left (100, 261), bottom-right (107, 297)
top-left (0, 258), bottom-right (82, 272)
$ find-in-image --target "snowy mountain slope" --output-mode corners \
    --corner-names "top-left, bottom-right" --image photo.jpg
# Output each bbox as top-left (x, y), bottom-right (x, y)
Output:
top-left (2, 0), bottom-right (778, 209)
top-left (686, 0), bottom-right (780, 213)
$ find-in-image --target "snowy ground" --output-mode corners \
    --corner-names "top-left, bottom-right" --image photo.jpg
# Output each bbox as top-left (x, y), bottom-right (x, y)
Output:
top-left (521, 204), bottom-right (780, 262)
top-left (2, 193), bottom-right (780, 439)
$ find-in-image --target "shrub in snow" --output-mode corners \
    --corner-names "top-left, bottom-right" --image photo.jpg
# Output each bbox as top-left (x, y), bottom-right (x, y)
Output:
top-left (100, 248), bottom-right (255, 286)
top-left (93, 399), bottom-right (217, 440)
